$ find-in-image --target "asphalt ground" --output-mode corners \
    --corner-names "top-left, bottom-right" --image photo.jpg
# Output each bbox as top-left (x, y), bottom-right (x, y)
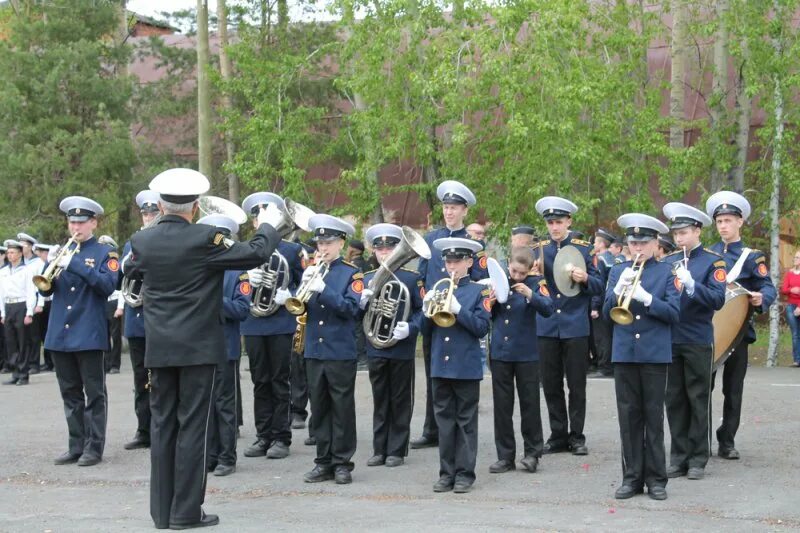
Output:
top-left (1, 358), bottom-right (799, 532)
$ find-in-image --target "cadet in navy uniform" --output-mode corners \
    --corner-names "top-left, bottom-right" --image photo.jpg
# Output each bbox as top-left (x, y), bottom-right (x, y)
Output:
top-left (300, 214), bottom-right (362, 485)
top-left (589, 228), bottom-right (618, 378)
top-left (603, 214), bottom-right (680, 501)
top-left (33, 243), bottom-right (55, 372)
top-left (18, 233), bottom-right (44, 375)
top-left (42, 197), bottom-right (119, 466)
top-left (488, 246), bottom-right (553, 474)
top-left (239, 192), bottom-right (305, 461)
top-left (533, 196), bottom-right (603, 456)
top-left (198, 214), bottom-right (251, 477)
top-left (0, 239), bottom-right (36, 386)
top-left (657, 234), bottom-right (676, 260)
top-left (705, 191), bottom-right (777, 460)
top-left (120, 190), bottom-right (161, 451)
top-left (359, 224), bottom-right (424, 468)
top-left (412, 180), bottom-right (489, 450)
top-left (122, 168), bottom-right (282, 530)
top-left (662, 202), bottom-right (727, 481)
top-left (426, 237), bottom-right (490, 493)
top-left (0, 244), bottom-right (6, 373)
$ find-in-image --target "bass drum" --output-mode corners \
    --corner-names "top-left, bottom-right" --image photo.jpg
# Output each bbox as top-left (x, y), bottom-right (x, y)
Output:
top-left (712, 283), bottom-right (752, 370)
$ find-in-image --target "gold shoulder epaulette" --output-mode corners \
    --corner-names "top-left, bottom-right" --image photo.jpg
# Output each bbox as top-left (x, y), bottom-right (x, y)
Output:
top-left (239, 272), bottom-right (249, 281)
top-left (536, 240), bottom-right (551, 248)
top-left (571, 238), bottom-right (590, 247)
top-left (704, 247), bottom-right (723, 258)
top-left (341, 259), bottom-right (357, 268)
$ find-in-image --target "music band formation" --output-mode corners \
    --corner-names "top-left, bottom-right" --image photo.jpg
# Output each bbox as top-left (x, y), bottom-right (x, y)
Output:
top-left (0, 169), bottom-right (776, 529)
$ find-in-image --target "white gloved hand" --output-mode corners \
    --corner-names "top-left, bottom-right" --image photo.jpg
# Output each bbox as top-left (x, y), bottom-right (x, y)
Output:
top-left (448, 295), bottom-right (462, 315)
top-left (256, 202), bottom-right (286, 231)
top-left (359, 288), bottom-right (375, 310)
top-left (675, 265), bottom-right (695, 292)
top-left (632, 284), bottom-right (653, 306)
top-left (247, 268), bottom-right (265, 287)
top-left (302, 267), bottom-right (316, 283)
top-left (392, 321), bottom-right (410, 341)
top-left (423, 290), bottom-right (435, 303)
top-left (619, 267), bottom-right (637, 285)
top-left (274, 287), bottom-right (291, 305)
top-left (307, 276), bottom-right (326, 294)
top-left (57, 253), bottom-right (73, 269)
top-left (476, 278), bottom-right (493, 286)
top-left (613, 275), bottom-right (630, 297)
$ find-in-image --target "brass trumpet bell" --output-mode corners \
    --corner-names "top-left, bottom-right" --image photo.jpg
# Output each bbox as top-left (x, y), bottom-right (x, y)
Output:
top-left (610, 254), bottom-right (645, 326)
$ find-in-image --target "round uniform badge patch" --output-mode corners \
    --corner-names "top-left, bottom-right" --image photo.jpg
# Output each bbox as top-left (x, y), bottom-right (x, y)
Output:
top-left (301, 257), bottom-right (309, 269)
top-left (479, 256), bottom-right (488, 269)
top-left (482, 298), bottom-right (493, 312)
top-left (107, 258), bottom-right (119, 272)
top-left (539, 285), bottom-right (550, 297)
top-left (239, 281), bottom-right (252, 296)
top-left (713, 268), bottom-right (727, 283)
top-left (674, 277), bottom-right (683, 291)
top-left (351, 279), bottom-right (364, 294)
top-left (757, 263), bottom-right (768, 277)
top-left (419, 287), bottom-right (426, 299)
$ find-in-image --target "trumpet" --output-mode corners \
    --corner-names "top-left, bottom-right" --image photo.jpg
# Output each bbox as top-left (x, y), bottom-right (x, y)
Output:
top-left (423, 272), bottom-right (457, 328)
top-left (609, 253), bottom-right (645, 325)
top-left (285, 253), bottom-right (330, 316)
top-left (672, 246), bottom-right (689, 274)
top-left (250, 251), bottom-right (290, 317)
top-left (33, 236), bottom-right (80, 292)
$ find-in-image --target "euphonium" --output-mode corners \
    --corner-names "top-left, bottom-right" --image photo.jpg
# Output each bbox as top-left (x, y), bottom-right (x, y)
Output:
top-left (120, 212), bottom-right (162, 308)
top-left (250, 251), bottom-right (290, 317)
top-left (610, 253), bottom-right (645, 325)
top-left (362, 227), bottom-right (431, 349)
top-left (423, 272), bottom-right (457, 328)
top-left (33, 236), bottom-right (80, 292)
top-left (285, 254), bottom-right (330, 316)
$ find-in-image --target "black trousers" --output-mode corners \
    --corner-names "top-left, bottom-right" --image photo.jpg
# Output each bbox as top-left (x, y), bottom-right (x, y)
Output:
top-left (3, 303), bottom-right (28, 379)
top-left (538, 336), bottom-right (589, 447)
top-left (420, 331), bottom-right (438, 440)
top-left (712, 341), bottom-right (748, 452)
top-left (52, 350), bottom-right (107, 457)
top-left (490, 360), bottom-right (543, 461)
top-left (432, 378), bottom-right (479, 484)
top-left (149, 364), bottom-right (215, 529)
top-left (368, 357), bottom-right (414, 457)
top-left (245, 334), bottom-right (292, 445)
top-left (39, 301), bottom-right (53, 369)
top-left (24, 311), bottom-right (41, 371)
top-left (209, 360), bottom-right (238, 467)
top-left (306, 358), bottom-right (357, 469)
top-left (235, 360), bottom-right (243, 428)
top-left (290, 348), bottom-right (309, 420)
top-left (614, 363), bottom-right (668, 490)
top-left (104, 301), bottom-right (122, 371)
top-left (666, 343), bottom-right (712, 469)
top-left (128, 337), bottom-right (150, 436)
top-left (591, 316), bottom-right (613, 374)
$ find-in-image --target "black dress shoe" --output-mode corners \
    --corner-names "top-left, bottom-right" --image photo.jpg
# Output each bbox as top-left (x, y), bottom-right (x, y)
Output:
top-left (520, 455), bottom-right (539, 473)
top-left (77, 453), bottom-right (101, 467)
top-left (124, 433), bottom-right (150, 450)
top-left (243, 439), bottom-right (268, 457)
top-left (489, 459), bottom-right (515, 473)
top-left (291, 415), bottom-right (306, 430)
top-left (3, 377), bottom-right (19, 385)
top-left (614, 485), bottom-right (643, 499)
top-left (667, 465), bottom-right (687, 478)
top-left (687, 467), bottom-right (705, 480)
top-left (410, 435), bottom-right (438, 449)
top-left (266, 441), bottom-right (290, 459)
top-left (571, 444), bottom-right (588, 456)
top-left (453, 480), bottom-right (473, 493)
top-left (0, 367), bottom-right (10, 374)
top-left (303, 465), bottom-right (334, 483)
top-left (41, 366), bottom-right (54, 372)
top-left (212, 464), bottom-right (235, 477)
top-left (16, 378), bottom-right (29, 386)
top-left (542, 442), bottom-right (569, 455)
top-left (385, 456), bottom-right (404, 467)
top-left (648, 486), bottom-right (668, 500)
top-left (304, 436), bottom-right (317, 446)
top-left (433, 477), bottom-right (454, 492)
top-left (334, 465), bottom-right (352, 484)
top-left (169, 511), bottom-right (219, 530)
top-left (718, 447), bottom-right (740, 460)
top-left (54, 451), bottom-right (81, 465)
top-left (367, 454), bottom-right (386, 467)
top-left (29, 367), bottom-right (40, 375)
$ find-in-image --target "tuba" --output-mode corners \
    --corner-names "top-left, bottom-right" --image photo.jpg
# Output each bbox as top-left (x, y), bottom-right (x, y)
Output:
top-left (198, 195), bottom-right (248, 224)
top-left (423, 272), bottom-right (457, 328)
top-left (609, 253), bottom-right (645, 325)
top-left (285, 254), bottom-right (330, 316)
top-left (268, 198), bottom-right (316, 239)
top-left (362, 226), bottom-right (432, 349)
top-left (250, 251), bottom-right (290, 317)
top-left (33, 236), bottom-right (80, 292)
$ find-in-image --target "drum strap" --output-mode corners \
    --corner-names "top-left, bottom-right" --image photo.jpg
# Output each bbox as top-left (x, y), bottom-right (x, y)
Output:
top-left (726, 247), bottom-right (751, 283)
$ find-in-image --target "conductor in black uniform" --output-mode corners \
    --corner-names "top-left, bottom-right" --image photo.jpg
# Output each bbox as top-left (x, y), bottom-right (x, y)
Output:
top-left (122, 168), bottom-right (283, 530)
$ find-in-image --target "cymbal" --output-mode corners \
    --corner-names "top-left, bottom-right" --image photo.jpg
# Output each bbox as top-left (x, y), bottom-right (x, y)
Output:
top-left (552, 245), bottom-right (585, 297)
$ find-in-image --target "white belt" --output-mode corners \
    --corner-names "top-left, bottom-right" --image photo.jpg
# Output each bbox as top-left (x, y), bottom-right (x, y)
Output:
top-left (5, 297), bottom-right (26, 304)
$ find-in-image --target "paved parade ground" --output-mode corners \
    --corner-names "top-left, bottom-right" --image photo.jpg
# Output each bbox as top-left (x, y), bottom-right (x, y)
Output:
top-left (1, 359), bottom-right (799, 532)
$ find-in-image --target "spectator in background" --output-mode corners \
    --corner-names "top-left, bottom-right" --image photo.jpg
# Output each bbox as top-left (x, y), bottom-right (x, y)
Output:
top-left (781, 249), bottom-right (800, 367)
top-left (466, 223), bottom-right (486, 244)
top-left (346, 240), bottom-right (369, 272)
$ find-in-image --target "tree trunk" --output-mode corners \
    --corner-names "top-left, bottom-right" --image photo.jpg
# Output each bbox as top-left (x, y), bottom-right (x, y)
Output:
top-left (217, 0), bottom-right (238, 203)
top-left (731, 49), bottom-right (751, 193)
top-left (709, 0), bottom-right (729, 191)
top-left (196, 0), bottom-right (213, 178)
top-left (669, 1), bottom-right (687, 163)
top-left (277, 0), bottom-right (288, 44)
top-left (117, 0), bottom-right (132, 238)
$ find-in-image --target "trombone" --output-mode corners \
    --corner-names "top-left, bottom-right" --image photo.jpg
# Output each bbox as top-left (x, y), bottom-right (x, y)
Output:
top-left (285, 253), bottom-right (330, 316)
top-left (609, 254), bottom-right (645, 325)
top-left (423, 272), bottom-right (457, 328)
top-left (33, 236), bottom-right (80, 292)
